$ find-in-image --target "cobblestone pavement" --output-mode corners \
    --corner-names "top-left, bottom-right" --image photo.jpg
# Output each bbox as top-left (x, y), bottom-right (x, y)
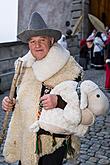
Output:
top-left (0, 68), bottom-right (110, 165)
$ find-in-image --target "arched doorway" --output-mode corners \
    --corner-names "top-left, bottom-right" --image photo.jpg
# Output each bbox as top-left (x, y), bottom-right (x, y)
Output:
top-left (89, 0), bottom-right (110, 31)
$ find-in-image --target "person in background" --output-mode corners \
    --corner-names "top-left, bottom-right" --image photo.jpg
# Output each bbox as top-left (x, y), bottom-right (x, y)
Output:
top-left (2, 12), bottom-right (83, 165)
top-left (104, 33), bottom-right (110, 92)
top-left (101, 32), bottom-right (107, 44)
top-left (58, 34), bottom-right (68, 49)
top-left (93, 32), bottom-right (105, 69)
top-left (107, 29), bottom-right (110, 36)
top-left (79, 38), bottom-right (86, 48)
top-left (79, 36), bottom-right (94, 70)
top-left (87, 29), bottom-right (96, 67)
top-left (89, 29), bottom-right (97, 39)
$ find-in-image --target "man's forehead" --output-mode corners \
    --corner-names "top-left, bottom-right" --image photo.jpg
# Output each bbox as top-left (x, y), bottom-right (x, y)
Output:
top-left (29, 36), bottom-right (53, 41)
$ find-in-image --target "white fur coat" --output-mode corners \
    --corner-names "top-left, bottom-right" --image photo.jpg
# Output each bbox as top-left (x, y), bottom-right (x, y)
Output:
top-left (3, 43), bottom-right (83, 165)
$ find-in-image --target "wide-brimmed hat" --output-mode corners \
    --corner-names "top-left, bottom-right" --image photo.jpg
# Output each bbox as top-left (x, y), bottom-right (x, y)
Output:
top-left (17, 12), bottom-right (62, 43)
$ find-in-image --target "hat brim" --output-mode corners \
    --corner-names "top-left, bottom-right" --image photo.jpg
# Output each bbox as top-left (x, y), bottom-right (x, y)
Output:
top-left (17, 29), bottom-right (62, 43)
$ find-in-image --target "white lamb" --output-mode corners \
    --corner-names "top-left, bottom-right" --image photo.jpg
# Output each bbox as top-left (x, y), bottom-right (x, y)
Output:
top-left (30, 80), bottom-right (109, 137)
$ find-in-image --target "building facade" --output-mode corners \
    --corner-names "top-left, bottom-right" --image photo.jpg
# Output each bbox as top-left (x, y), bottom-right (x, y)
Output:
top-left (17, 0), bottom-right (110, 57)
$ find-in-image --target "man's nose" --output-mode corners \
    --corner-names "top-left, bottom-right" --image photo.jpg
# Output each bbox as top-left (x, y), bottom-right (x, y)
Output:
top-left (34, 41), bottom-right (41, 47)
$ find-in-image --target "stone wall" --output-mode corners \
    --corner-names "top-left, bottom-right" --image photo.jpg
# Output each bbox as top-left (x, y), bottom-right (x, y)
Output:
top-left (0, 42), bottom-right (28, 91)
top-left (68, 0), bottom-right (90, 59)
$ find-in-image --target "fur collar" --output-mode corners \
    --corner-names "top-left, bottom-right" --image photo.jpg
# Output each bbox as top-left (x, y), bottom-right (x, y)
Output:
top-left (20, 43), bottom-right (70, 82)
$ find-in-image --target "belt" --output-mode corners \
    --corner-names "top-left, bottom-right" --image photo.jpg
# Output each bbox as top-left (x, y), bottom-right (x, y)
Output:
top-left (37, 129), bottom-right (71, 153)
top-left (38, 128), bottom-right (69, 138)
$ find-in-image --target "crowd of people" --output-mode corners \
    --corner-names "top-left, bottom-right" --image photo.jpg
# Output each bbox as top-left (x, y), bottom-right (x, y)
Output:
top-left (79, 28), bottom-right (110, 92)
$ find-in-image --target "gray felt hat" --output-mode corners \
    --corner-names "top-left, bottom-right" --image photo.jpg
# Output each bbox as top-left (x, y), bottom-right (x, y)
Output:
top-left (17, 12), bottom-right (62, 43)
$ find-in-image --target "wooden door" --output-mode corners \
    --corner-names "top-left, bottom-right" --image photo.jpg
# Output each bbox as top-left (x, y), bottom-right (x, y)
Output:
top-left (89, 0), bottom-right (110, 29)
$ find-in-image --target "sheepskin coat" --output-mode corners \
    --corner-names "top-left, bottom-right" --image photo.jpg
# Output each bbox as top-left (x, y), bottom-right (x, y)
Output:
top-left (3, 43), bottom-right (83, 165)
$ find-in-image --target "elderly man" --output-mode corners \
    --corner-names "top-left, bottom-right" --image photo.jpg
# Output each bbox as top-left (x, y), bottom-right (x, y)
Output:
top-left (2, 12), bottom-right (83, 165)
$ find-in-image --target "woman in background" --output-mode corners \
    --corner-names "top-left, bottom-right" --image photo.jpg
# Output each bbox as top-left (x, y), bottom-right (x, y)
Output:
top-left (93, 32), bottom-right (105, 69)
top-left (79, 36), bottom-right (94, 70)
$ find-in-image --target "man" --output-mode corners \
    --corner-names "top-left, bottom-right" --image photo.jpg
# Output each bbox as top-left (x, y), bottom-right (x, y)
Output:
top-left (2, 12), bottom-right (83, 165)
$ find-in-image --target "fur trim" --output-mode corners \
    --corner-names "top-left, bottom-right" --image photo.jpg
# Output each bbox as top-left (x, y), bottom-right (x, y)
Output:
top-left (32, 43), bottom-right (70, 81)
top-left (15, 51), bottom-right (36, 68)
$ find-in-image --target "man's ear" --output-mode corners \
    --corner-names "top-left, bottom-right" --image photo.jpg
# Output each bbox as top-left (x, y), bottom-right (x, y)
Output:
top-left (51, 37), bottom-right (55, 45)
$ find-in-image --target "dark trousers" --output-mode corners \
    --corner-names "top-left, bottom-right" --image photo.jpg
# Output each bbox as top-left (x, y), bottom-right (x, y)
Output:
top-left (18, 160), bottom-right (21, 165)
top-left (38, 145), bottom-right (67, 165)
top-left (18, 145), bottom-right (67, 165)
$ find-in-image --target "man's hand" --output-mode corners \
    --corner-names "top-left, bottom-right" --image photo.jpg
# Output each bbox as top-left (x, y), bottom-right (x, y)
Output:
top-left (2, 96), bottom-right (16, 112)
top-left (40, 94), bottom-right (58, 110)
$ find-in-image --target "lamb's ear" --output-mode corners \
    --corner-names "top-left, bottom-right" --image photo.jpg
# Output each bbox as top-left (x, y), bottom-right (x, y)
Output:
top-left (80, 91), bottom-right (88, 110)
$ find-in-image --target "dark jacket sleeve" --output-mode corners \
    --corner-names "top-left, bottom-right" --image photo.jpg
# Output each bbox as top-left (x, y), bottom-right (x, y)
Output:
top-left (56, 95), bottom-right (67, 109)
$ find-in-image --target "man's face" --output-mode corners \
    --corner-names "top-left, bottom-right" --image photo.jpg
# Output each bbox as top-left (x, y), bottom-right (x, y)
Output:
top-left (28, 36), bottom-right (54, 60)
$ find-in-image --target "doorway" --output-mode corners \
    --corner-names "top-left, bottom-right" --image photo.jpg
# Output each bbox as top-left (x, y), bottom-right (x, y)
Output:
top-left (89, 0), bottom-right (110, 31)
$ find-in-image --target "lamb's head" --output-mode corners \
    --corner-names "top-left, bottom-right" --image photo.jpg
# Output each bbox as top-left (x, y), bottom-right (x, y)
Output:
top-left (80, 80), bottom-right (109, 116)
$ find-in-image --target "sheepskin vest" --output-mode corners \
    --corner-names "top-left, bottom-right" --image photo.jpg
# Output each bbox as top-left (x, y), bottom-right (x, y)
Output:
top-left (3, 43), bottom-right (83, 165)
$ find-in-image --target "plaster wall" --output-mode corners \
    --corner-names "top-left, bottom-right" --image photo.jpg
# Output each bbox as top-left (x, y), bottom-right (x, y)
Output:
top-left (18, 0), bottom-right (73, 35)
